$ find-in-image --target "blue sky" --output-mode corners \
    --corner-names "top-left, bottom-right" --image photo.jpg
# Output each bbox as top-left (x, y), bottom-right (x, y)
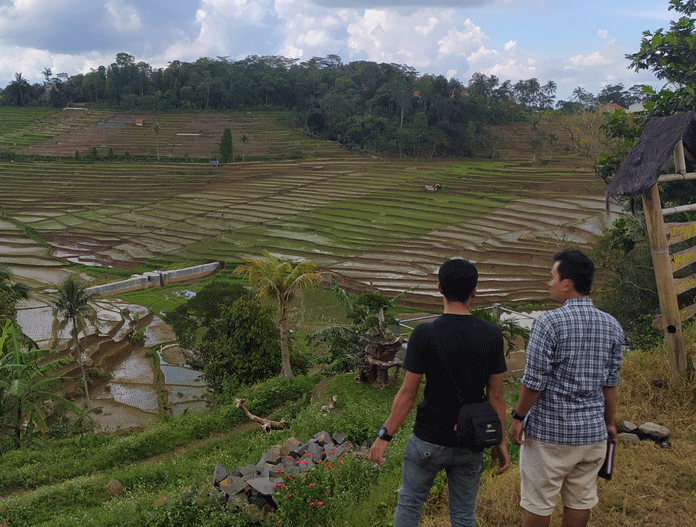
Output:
top-left (0, 0), bottom-right (679, 101)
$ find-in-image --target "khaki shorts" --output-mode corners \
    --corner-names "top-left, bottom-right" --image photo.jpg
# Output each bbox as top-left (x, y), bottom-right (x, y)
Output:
top-left (519, 436), bottom-right (606, 517)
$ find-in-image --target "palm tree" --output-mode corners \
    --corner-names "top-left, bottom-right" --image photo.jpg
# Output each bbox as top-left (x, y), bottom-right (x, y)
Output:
top-left (0, 265), bottom-right (29, 305)
top-left (0, 265), bottom-right (29, 322)
top-left (235, 250), bottom-right (324, 378)
top-left (54, 276), bottom-right (94, 408)
top-left (0, 320), bottom-right (78, 451)
top-left (13, 73), bottom-right (27, 106)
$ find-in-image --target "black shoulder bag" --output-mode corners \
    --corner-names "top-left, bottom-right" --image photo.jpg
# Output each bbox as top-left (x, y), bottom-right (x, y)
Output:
top-left (428, 323), bottom-right (503, 451)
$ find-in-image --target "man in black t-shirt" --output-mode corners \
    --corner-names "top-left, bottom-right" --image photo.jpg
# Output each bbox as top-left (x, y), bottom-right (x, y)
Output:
top-left (368, 259), bottom-right (509, 527)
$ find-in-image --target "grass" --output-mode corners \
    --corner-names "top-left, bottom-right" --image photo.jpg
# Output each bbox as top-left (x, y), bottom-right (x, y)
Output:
top-left (1, 307), bottom-right (695, 526)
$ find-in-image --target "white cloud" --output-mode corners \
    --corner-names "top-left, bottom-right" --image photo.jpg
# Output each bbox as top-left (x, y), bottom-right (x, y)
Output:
top-left (105, 1), bottom-right (142, 32)
top-left (415, 17), bottom-right (438, 36)
top-left (598, 29), bottom-right (609, 39)
top-left (468, 46), bottom-right (497, 63)
top-left (486, 57), bottom-right (538, 80)
top-left (504, 40), bottom-right (516, 51)
top-left (437, 20), bottom-right (487, 56)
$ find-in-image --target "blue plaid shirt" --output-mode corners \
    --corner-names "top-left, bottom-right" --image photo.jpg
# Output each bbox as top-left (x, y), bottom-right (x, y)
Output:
top-left (521, 298), bottom-right (624, 445)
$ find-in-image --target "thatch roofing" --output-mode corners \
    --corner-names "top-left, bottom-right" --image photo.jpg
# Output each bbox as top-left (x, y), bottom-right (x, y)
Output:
top-left (606, 111), bottom-right (696, 200)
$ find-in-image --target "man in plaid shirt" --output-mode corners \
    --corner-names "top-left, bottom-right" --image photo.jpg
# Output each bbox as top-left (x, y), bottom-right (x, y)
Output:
top-left (508, 250), bottom-right (624, 527)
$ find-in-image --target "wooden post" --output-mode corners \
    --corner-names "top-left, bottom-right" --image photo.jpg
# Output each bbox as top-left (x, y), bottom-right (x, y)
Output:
top-left (642, 144), bottom-right (689, 379)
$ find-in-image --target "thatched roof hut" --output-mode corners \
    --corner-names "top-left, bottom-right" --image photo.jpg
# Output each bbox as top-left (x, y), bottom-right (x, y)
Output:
top-left (606, 111), bottom-right (696, 202)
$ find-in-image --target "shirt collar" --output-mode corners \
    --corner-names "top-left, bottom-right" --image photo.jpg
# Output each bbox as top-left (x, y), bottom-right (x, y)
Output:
top-left (562, 297), bottom-right (593, 307)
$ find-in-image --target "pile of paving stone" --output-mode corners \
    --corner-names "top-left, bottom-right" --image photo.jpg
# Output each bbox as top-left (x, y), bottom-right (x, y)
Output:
top-left (211, 430), bottom-right (365, 513)
top-left (617, 420), bottom-right (671, 447)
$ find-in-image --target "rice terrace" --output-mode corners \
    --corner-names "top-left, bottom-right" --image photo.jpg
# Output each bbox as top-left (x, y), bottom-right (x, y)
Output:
top-left (0, 107), bottom-right (617, 310)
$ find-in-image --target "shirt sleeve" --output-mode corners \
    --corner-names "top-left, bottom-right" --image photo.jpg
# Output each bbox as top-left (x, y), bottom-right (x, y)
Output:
top-left (520, 316), bottom-right (556, 392)
top-left (604, 321), bottom-right (624, 387)
top-left (403, 322), bottom-right (430, 374)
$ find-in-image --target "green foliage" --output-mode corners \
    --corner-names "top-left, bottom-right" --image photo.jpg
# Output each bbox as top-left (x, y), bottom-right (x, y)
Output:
top-left (471, 308), bottom-right (530, 356)
top-left (54, 275), bottom-right (95, 407)
top-left (90, 146), bottom-right (99, 161)
top-left (130, 328), bottom-right (145, 343)
top-left (0, 320), bottom-right (79, 451)
top-left (235, 250), bottom-right (324, 379)
top-left (308, 282), bottom-right (406, 373)
top-left (273, 452), bottom-right (380, 527)
top-left (592, 217), bottom-right (660, 342)
top-left (231, 374), bottom-right (320, 417)
top-left (107, 147), bottom-right (114, 160)
top-left (145, 488), bottom-right (250, 527)
top-left (626, 0), bottom-right (696, 114)
top-left (190, 296), bottom-right (283, 394)
top-left (219, 127), bottom-right (233, 163)
top-left (163, 280), bottom-right (249, 350)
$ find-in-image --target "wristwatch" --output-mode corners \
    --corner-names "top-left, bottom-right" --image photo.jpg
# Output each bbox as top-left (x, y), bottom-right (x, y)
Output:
top-left (377, 426), bottom-right (393, 442)
top-left (510, 409), bottom-right (526, 421)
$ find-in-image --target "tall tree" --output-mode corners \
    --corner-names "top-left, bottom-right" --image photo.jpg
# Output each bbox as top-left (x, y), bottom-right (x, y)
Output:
top-left (219, 127), bottom-right (233, 163)
top-left (626, 0), bottom-right (696, 113)
top-left (234, 250), bottom-right (324, 378)
top-left (54, 276), bottom-right (94, 408)
top-left (152, 123), bottom-right (161, 161)
top-left (0, 265), bottom-right (28, 322)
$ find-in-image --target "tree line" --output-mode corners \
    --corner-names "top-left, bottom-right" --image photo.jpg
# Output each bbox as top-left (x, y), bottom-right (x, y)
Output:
top-left (1, 53), bottom-right (647, 158)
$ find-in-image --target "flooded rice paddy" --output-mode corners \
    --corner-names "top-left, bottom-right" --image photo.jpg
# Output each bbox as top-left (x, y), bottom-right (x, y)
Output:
top-left (16, 294), bottom-right (208, 432)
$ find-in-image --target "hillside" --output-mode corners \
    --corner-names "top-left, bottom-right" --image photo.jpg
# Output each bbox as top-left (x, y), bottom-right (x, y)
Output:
top-left (0, 107), bottom-right (617, 312)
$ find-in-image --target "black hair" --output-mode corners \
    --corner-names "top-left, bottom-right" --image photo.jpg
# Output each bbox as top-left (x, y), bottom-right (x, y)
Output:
top-left (554, 250), bottom-right (594, 295)
top-left (438, 259), bottom-right (478, 303)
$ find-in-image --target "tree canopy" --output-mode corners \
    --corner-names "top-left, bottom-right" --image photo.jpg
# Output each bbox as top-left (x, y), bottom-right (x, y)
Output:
top-left (1, 52), bottom-right (647, 158)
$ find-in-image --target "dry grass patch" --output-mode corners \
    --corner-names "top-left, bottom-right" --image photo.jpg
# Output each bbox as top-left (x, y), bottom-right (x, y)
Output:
top-left (422, 347), bottom-right (696, 526)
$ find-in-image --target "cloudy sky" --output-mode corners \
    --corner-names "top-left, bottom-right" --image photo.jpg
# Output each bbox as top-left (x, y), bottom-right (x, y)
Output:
top-left (0, 0), bottom-right (679, 100)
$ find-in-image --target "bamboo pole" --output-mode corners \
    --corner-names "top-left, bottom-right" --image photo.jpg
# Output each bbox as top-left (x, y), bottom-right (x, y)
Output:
top-left (642, 143), bottom-right (689, 379)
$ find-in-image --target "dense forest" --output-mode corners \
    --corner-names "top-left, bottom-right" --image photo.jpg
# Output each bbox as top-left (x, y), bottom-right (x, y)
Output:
top-left (0, 53), bottom-right (647, 157)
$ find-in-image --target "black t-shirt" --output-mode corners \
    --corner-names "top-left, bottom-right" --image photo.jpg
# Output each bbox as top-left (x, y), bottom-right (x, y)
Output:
top-left (405, 314), bottom-right (507, 447)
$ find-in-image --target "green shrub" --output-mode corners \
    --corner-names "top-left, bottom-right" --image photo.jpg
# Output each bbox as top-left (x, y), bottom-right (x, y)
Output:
top-left (273, 451), bottom-right (380, 527)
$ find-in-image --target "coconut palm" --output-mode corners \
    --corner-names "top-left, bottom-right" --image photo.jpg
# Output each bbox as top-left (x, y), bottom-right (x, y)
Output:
top-left (0, 264), bottom-right (29, 304)
top-left (54, 276), bottom-right (94, 408)
top-left (0, 319), bottom-right (78, 451)
top-left (234, 250), bottom-right (324, 378)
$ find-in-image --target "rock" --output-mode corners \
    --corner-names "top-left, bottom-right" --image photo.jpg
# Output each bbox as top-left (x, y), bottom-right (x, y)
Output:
top-left (238, 464), bottom-right (258, 478)
top-left (226, 492), bottom-right (247, 512)
top-left (333, 431), bottom-right (348, 445)
top-left (617, 432), bottom-right (640, 444)
top-left (638, 422), bottom-right (670, 438)
top-left (247, 477), bottom-right (279, 496)
top-left (314, 430), bottom-right (332, 445)
top-left (620, 420), bottom-right (638, 432)
top-left (104, 478), bottom-right (123, 496)
top-left (212, 463), bottom-right (230, 485)
top-left (219, 476), bottom-right (247, 496)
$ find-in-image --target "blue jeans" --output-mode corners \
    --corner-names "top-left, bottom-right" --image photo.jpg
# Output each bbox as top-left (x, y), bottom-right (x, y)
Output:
top-left (394, 434), bottom-right (484, 527)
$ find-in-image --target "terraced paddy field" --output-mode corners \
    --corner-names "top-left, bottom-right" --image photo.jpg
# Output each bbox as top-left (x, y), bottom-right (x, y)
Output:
top-left (0, 126), bottom-right (618, 310)
top-left (1, 107), bottom-right (344, 159)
